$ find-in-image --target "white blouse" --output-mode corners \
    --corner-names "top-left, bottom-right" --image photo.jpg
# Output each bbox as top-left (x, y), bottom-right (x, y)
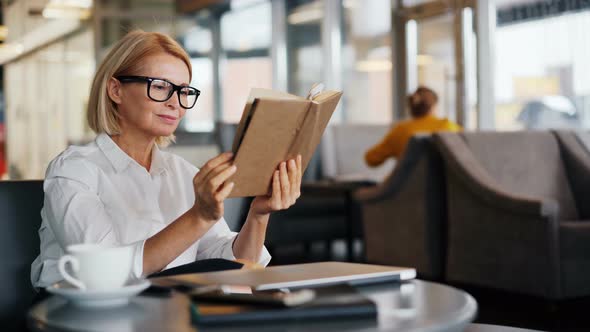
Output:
top-left (31, 133), bottom-right (271, 288)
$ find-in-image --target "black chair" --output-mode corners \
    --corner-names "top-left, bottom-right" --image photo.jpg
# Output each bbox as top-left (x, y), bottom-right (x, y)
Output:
top-left (0, 180), bottom-right (44, 330)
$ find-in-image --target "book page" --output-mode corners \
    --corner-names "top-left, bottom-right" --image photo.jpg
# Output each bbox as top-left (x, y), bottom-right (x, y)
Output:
top-left (312, 90), bottom-right (342, 103)
top-left (306, 83), bottom-right (325, 100)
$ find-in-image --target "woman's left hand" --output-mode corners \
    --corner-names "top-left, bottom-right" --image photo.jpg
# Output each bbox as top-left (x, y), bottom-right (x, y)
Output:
top-left (250, 155), bottom-right (302, 216)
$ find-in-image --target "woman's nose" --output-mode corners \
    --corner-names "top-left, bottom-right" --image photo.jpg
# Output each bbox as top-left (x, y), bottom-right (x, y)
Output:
top-left (165, 93), bottom-right (181, 109)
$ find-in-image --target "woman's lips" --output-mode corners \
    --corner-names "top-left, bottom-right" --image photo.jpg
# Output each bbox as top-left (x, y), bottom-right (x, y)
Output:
top-left (157, 114), bottom-right (177, 124)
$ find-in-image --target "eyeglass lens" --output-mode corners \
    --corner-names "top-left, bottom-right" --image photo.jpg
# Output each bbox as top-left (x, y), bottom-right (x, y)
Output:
top-left (149, 79), bottom-right (198, 108)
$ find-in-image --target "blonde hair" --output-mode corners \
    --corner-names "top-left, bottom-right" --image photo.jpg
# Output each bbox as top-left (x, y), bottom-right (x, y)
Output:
top-left (87, 30), bottom-right (192, 147)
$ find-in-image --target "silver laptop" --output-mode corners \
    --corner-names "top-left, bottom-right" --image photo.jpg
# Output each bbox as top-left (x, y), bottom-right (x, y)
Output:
top-left (158, 262), bottom-right (416, 291)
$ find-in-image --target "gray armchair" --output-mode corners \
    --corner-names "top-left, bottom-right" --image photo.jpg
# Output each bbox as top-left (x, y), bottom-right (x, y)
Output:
top-left (553, 130), bottom-right (590, 217)
top-left (553, 130), bottom-right (590, 297)
top-left (0, 180), bottom-right (44, 330)
top-left (434, 131), bottom-right (590, 299)
top-left (354, 135), bottom-right (447, 280)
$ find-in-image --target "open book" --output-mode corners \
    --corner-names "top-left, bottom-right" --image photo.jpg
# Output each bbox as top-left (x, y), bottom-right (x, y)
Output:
top-left (227, 85), bottom-right (342, 198)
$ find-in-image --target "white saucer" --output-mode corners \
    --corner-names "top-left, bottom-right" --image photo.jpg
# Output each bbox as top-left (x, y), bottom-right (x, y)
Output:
top-left (46, 279), bottom-right (151, 308)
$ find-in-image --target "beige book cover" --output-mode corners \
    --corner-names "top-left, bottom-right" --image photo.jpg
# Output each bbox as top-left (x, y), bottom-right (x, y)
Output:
top-left (227, 86), bottom-right (342, 198)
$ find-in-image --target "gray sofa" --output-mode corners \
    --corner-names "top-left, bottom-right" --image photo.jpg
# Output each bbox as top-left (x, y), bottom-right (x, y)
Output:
top-left (354, 135), bottom-right (447, 280)
top-left (434, 131), bottom-right (590, 299)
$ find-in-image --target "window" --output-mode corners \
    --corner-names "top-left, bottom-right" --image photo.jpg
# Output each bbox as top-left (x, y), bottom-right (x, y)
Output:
top-left (495, 10), bottom-right (590, 130)
top-left (287, 0), bottom-right (323, 98)
top-left (342, 0), bottom-right (393, 123)
top-left (182, 15), bottom-right (215, 132)
top-left (220, 1), bottom-right (273, 123)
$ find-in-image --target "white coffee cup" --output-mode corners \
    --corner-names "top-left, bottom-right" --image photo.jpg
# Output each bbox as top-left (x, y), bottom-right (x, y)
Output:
top-left (58, 244), bottom-right (134, 291)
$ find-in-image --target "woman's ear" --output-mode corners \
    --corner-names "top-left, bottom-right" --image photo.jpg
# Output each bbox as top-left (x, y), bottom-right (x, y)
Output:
top-left (107, 77), bottom-right (123, 105)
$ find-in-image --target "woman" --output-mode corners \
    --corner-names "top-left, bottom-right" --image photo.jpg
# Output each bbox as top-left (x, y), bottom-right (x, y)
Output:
top-left (364, 86), bottom-right (461, 167)
top-left (31, 30), bottom-right (302, 288)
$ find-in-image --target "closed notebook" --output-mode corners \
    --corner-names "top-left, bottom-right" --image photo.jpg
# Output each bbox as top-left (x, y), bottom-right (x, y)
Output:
top-left (190, 284), bottom-right (377, 326)
top-left (149, 262), bottom-right (416, 291)
top-left (228, 86), bottom-right (342, 197)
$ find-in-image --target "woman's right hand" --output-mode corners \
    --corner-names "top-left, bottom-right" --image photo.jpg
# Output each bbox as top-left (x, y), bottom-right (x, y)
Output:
top-left (191, 152), bottom-right (236, 224)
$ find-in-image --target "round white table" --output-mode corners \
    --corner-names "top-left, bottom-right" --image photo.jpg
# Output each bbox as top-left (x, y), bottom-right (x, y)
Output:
top-left (28, 280), bottom-right (477, 332)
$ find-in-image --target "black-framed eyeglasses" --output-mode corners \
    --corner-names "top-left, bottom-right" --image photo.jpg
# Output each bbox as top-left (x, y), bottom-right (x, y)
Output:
top-left (116, 75), bottom-right (200, 109)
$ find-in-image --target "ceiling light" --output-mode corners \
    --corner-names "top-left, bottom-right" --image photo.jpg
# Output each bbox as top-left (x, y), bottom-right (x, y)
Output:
top-left (42, 0), bottom-right (92, 20)
top-left (0, 26), bottom-right (8, 42)
top-left (417, 54), bottom-right (434, 66)
top-left (355, 60), bottom-right (392, 72)
top-left (288, 8), bottom-right (323, 25)
top-left (288, 2), bottom-right (323, 25)
top-left (0, 43), bottom-right (24, 56)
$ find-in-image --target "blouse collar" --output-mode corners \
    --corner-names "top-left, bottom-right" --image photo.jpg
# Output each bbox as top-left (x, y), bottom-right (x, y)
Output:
top-left (96, 133), bottom-right (167, 175)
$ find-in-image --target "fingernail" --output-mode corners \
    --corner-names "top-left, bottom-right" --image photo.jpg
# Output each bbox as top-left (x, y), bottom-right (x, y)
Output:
top-left (231, 165), bottom-right (237, 171)
top-left (229, 182), bottom-right (235, 187)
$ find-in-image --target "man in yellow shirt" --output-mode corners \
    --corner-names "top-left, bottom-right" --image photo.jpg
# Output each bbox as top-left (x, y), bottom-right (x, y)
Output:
top-left (365, 87), bottom-right (461, 167)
